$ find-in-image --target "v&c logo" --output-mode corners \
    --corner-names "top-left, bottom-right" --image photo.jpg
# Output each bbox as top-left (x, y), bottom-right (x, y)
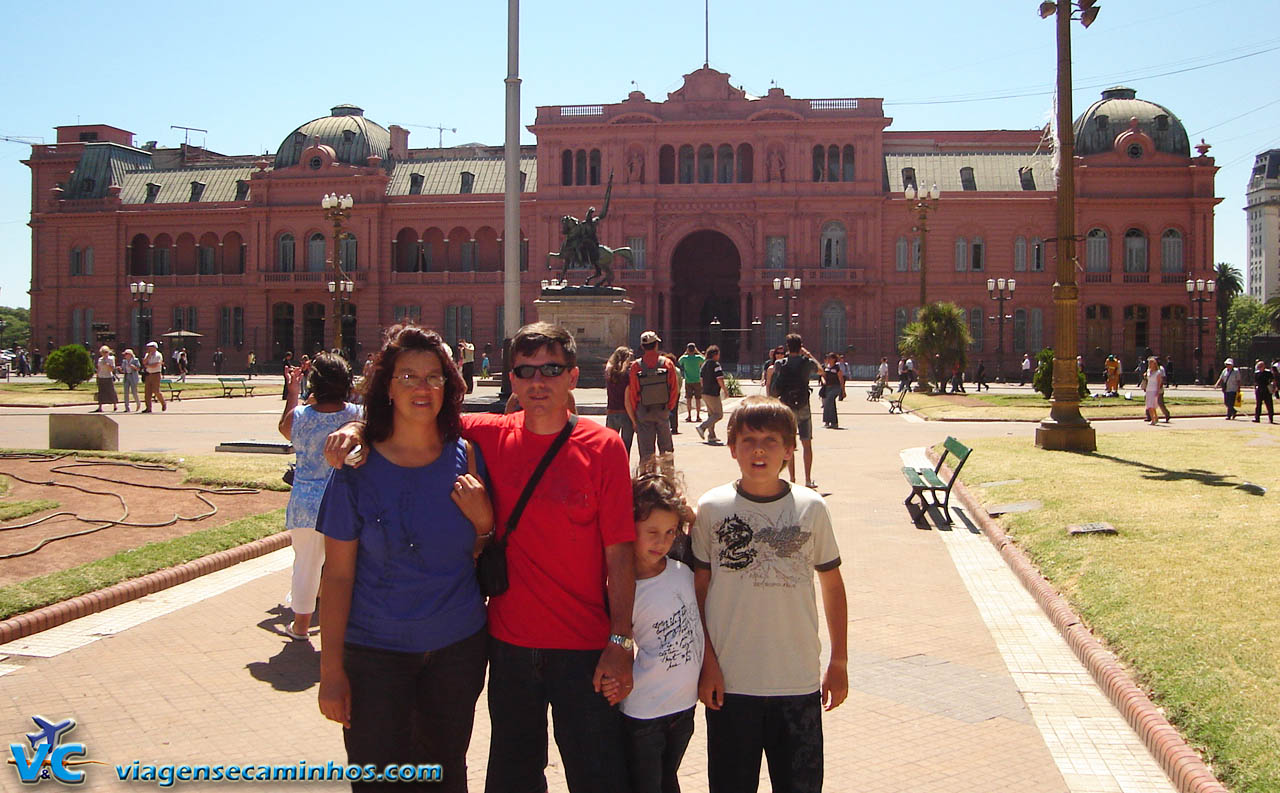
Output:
top-left (8, 716), bottom-right (90, 785)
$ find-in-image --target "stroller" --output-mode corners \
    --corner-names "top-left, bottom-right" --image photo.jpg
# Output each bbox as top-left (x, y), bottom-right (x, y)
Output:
top-left (867, 378), bottom-right (886, 401)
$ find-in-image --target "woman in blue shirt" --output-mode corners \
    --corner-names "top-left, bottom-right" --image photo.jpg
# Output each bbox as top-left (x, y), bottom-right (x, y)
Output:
top-left (316, 325), bottom-right (494, 792)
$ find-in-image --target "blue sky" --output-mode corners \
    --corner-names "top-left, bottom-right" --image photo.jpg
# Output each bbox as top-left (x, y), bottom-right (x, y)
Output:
top-left (2, 0), bottom-right (1275, 309)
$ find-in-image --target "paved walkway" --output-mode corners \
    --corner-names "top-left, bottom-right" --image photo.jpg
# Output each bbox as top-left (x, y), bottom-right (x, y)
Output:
top-left (0, 385), bottom-right (1206, 791)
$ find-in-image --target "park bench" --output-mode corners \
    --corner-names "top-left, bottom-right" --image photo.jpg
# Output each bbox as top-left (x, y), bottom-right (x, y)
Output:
top-left (901, 436), bottom-right (972, 525)
top-left (886, 388), bottom-right (907, 414)
top-left (159, 379), bottom-right (182, 401)
top-left (218, 377), bottom-right (256, 398)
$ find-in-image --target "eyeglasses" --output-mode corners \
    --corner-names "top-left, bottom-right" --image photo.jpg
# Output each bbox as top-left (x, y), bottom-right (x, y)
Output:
top-left (393, 372), bottom-right (446, 389)
top-left (511, 363), bottom-right (569, 379)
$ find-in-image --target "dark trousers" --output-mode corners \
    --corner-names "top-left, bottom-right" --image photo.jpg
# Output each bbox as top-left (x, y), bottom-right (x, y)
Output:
top-left (462, 361), bottom-right (475, 393)
top-left (705, 692), bottom-right (823, 793)
top-left (1256, 387), bottom-right (1275, 421)
top-left (343, 630), bottom-right (487, 793)
top-left (1224, 389), bottom-right (1239, 418)
top-left (485, 637), bottom-right (628, 793)
top-left (622, 707), bottom-right (695, 793)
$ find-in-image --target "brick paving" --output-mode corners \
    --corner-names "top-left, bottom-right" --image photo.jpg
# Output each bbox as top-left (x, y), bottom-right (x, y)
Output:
top-left (0, 384), bottom-right (1202, 792)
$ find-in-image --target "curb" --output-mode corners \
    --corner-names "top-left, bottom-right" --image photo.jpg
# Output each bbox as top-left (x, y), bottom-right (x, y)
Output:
top-left (0, 531), bottom-right (292, 646)
top-left (927, 448), bottom-right (1226, 793)
top-left (919, 413), bottom-right (1226, 423)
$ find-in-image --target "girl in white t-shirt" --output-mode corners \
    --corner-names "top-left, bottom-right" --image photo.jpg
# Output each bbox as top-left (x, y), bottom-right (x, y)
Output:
top-left (602, 457), bottom-right (704, 793)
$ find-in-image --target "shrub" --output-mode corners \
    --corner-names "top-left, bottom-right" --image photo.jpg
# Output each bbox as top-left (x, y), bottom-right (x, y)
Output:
top-left (724, 372), bottom-right (743, 397)
top-left (45, 344), bottom-right (93, 390)
top-left (1032, 347), bottom-right (1088, 399)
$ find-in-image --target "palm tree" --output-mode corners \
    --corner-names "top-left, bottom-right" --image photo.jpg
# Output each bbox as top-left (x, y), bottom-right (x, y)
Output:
top-left (898, 301), bottom-right (971, 393)
top-left (1215, 262), bottom-right (1242, 365)
top-left (1266, 296), bottom-right (1280, 333)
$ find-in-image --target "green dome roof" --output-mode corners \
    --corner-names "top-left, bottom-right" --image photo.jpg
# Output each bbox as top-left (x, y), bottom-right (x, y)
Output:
top-left (274, 105), bottom-right (391, 169)
top-left (1073, 87), bottom-right (1190, 157)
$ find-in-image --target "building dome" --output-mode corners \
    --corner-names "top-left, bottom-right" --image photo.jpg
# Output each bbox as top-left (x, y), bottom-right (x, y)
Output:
top-left (1073, 87), bottom-right (1189, 157)
top-left (273, 104), bottom-right (392, 169)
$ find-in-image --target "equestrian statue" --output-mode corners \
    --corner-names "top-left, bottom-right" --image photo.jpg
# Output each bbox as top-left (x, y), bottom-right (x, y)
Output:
top-left (547, 171), bottom-right (632, 288)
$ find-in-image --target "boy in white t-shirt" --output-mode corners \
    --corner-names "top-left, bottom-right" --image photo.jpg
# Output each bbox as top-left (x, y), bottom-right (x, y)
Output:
top-left (692, 396), bottom-right (848, 793)
top-left (602, 458), bottom-right (704, 793)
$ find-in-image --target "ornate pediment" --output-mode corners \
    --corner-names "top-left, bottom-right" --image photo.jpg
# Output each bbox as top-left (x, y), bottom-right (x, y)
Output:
top-left (667, 66), bottom-right (747, 103)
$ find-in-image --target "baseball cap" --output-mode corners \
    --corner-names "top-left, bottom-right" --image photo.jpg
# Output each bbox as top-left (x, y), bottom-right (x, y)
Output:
top-left (640, 331), bottom-right (661, 345)
top-left (1224, 358), bottom-right (1234, 365)
top-left (146, 341), bottom-right (158, 348)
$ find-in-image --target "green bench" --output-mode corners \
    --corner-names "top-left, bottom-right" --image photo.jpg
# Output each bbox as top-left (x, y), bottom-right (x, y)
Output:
top-left (886, 388), bottom-right (908, 414)
top-left (218, 376), bottom-right (256, 398)
top-left (902, 436), bottom-right (972, 525)
top-left (159, 379), bottom-right (182, 401)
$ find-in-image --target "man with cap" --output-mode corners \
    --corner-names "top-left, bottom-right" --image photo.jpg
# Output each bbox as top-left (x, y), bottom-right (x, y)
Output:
top-left (1213, 358), bottom-right (1242, 419)
top-left (141, 341), bottom-right (166, 413)
top-left (626, 330), bottom-right (680, 461)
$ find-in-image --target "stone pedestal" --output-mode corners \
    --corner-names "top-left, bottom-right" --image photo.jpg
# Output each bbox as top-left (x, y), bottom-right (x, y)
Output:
top-left (49, 414), bottom-right (119, 451)
top-left (534, 286), bottom-right (635, 387)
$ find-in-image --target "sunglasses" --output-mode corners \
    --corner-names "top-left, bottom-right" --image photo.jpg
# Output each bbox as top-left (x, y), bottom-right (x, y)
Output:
top-left (394, 372), bottom-right (446, 389)
top-left (511, 363), bottom-right (569, 379)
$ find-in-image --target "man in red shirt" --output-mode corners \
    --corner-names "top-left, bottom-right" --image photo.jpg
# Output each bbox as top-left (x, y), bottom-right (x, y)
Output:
top-left (625, 330), bottom-right (680, 463)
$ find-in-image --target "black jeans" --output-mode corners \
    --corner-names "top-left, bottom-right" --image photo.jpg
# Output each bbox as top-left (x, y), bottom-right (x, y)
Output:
top-left (622, 707), bottom-right (695, 793)
top-left (343, 629), bottom-right (487, 792)
top-left (485, 637), bottom-right (628, 793)
top-left (1256, 387), bottom-right (1275, 421)
top-left (705, 692), bottom-right (822, 793)
top-left (1224, 389), bottom-right (1238, 418)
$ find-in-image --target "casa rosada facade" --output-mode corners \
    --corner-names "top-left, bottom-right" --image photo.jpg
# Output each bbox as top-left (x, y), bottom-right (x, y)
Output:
top-left (24, 66), bottom-right (1220, 378)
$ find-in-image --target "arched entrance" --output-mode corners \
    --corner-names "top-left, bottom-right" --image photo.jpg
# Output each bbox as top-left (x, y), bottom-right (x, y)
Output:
top-left (670, 230), bottom-right (741, 363)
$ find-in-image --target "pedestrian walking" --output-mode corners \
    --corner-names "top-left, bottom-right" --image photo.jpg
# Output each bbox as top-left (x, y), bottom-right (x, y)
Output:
top-left (1104, 354), bottom-right (1120, 396)
top-left (820, 352), bottom-right (846, 428)
top-left (458, 338), bottom-right (475, 393)
top-left (975, 360), bottom-right (990, 391)
top-left (876, 357), bottom-right (889, 387)
top-left (604, 345), bottom-right (636, 455)
top-left (92, 346), bottom-right (119, 412)
top-left (212, 347), bottom-right (225, 375)
top-left (1019, 353), bottom-right (1032, 386)
top-left (141, 341), bottom-right (166, 413)
top-left (1253, 360), bottom-right (1275, 423)
top-left (1213, 358), bottom-right (1242, 419)
top-left (1141, 356), bottom-right (1164, 425)
top-left (281, 351), bottom-right (296, 400)
top-left (697, 345), bottom-right (726, 443)
top-left (176, 349), bottom-right (189, 383)
top-left (677, 342), bottom-right (706, 423)
top-left (769, 333), bottom-right (820, 488)
top-left (120, 348), bottom-right (141, 411)
top-left (247, 350), bottom-right (257, 379)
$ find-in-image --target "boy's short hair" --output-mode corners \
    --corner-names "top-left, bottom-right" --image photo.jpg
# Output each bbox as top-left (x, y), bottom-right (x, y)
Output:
top-left (785, 333), bottom-right (803, 353)
top-left (726, 395), bottom-right (797, 449)
top-left (705, 345), bottom-right (720, 357)
top-left (510, 321), bottom-right (577, 368)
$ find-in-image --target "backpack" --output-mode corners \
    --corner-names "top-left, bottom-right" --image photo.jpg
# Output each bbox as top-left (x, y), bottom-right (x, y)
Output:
top-left (635, 359), bottom-right (671, 408)
top-left (770, 356), bottom-right (811, 410)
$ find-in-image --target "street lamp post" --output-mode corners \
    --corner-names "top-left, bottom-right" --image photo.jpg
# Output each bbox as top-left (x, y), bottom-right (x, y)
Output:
top-left (129, 281), bottom-right (155, 347)
top-left (1186, 278), bottom-right (1215, 385)
top-left (1034, 0), bottom-right (1099, 452)
top-left (904, 183), bottom-right (941, 310)
top-left (321, 193), bottom-right (355, 355)
top-left (772, 276), bottom-right (802, 336)
top-left (987, 278), bottom-right (1016, 383)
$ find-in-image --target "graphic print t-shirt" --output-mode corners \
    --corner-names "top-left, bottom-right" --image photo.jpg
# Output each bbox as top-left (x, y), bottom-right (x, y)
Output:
top-left (691, 482), bottom-right (840, 696)
top-left (621, 560), bottom-right (705, 720)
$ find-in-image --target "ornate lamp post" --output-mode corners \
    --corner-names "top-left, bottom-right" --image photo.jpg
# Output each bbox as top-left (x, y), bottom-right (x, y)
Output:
top-left (1034, 0), bottom-right (1098, 452)
top-left (905, 182), bottom-right (940, 310)
top-left (772, 276), bottom-right (802, 335)
top-left (1186, 278), bottom-right (1215, 385)
top-left (987, 278), bottom-right (1016, 383)
top-left (129, 281), bottom-right (155, 347)
top-left (321, 193), bottom-right (355, 355)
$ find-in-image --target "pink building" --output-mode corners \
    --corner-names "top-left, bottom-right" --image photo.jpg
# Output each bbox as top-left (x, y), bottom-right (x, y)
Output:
top-left (24, 68), bottom-right (1219, 379)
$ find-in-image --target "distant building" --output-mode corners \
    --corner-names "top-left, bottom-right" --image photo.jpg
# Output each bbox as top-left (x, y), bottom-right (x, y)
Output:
top-left (23, 69), bottom-right (1219, 377)
top-left (1246, 149), bottom-right (1280, 301)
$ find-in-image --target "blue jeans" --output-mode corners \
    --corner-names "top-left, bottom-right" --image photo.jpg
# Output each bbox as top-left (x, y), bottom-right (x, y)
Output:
top-left (705, 692), bottom-right (823, 793)
top-left (484, 638), bottom-right (628, 793)
top-left (622, 707), bottom-right (694, 793)
top-left (605, 412), bottom-right (634, 455)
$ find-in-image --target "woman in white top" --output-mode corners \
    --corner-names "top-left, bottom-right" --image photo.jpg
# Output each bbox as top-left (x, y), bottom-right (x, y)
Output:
top-left (1142, 356), bottom-right (1164, 426)
top-left (93, 346), bottom-right (119, 413)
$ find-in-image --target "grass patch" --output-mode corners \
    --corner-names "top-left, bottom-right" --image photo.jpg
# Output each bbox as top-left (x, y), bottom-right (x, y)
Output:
top-left (951, 429), bottom-right (1280, 792)
top-left (906, 390), bottom-right (1236, 421)
top-left (0, 508), bottom-right (284, 621)
top-left (0, 448), bottom-right (291, 492)
top-left (0, 381), bottom-right (227, 406)
top-left (0, 499), bottom-right (59, 521)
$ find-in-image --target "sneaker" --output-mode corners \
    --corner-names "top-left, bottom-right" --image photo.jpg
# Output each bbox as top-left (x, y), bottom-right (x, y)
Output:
top-left (695, 424), bottom-right (706, 440)
top-left (806, 481), bottom-right (819, 490)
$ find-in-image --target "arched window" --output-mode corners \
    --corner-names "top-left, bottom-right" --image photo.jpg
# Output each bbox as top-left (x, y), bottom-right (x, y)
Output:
top-left (970, 236), bottom-right (985, 271)
top-left (575, 150), bottom-right (587, 186)
top-left (561, 149), bottom-right (573, 186)
top-left (1085, 304), bottom-right (1112, 361)
top-left (1014, 236), bottom-right (1027, 272)
top-left (969, 308), bottom-right (984, 352)
top-left (658, 145), bottom-right (676, 184)
top-left (277, 233), bottom-right (295, 272)
top-left (1029, 308), bottom-right (1043, 351)
top-left (1013, 308), bottom-right (1027, 351)
top-left (1031, 238), bottom-right (1045, 272)
top-left (827, 145), bottom-right (840, 183)
top-left (152, 233), bottom-right (172, 275)
top-left (697, 144), bottom-right (714, 184)
top-left (394, 228), bottom-right (419, 272)
top-left (423, 228), bottom-right (445, 272)
top-left (1124, 229), bottom-right (1148, 273)
top-left (339, 233), bottom-right (358, 272)
top-left (1161, 229), bottom-right (1183, 273)
top-left (812, 145), bottom-right (825, 182)
top-left (820, 221), bottom-right (846, 268)
top-left (821, 302), bottom-right (846, 355)
top-left (129, 234), bottom-right (150, 276)
top-left (223, 232), bottom-right (245, 274)
top-left (1123, 304), bottom-right (1149, 360)
top-left (198, 232), bottom-right (219, 275)
top-left (895, 236), bottom-right (909, 272)
top-left (272, 302), bottom-right (294, 360)
top-left (588, 149), bottom-right (601, 185)
top-left (911, 238), bottom-right (921, 271)
top-left (736, 143), bottom-right (753, 183)
top-left (716, 144), bottom-right (734, 184)
top-left (306, 233), bottom-right (326, 272)
top-left (954, 237), bottom-right (968, 271)
top-left (678, 145), bottom-right (695, 184)
top-left (1086, 228), bottom-right (1109, 274)
top-left (841, 145), bottom-right (855, 182)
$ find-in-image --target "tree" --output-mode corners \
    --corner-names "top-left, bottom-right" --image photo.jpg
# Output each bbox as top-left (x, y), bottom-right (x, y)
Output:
top-left (1215, 262), bottom-right (1243, 363)
top-left (1224, 295), bottom-right (1271, 364)
top-left (1031, 347), bottom-right (1088, 399)
top-left (45, 344), bottom-right (93, 390)
top-left (898, 301), bottom-right (971, 392)
top-left (1265, 296), bottom-right (1280, 333)
top-left (0, 306), bottom-right (30, 350)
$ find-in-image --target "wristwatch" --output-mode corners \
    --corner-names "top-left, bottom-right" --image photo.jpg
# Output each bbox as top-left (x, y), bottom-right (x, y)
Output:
top-left (608, 634), bottom-right (634, 651)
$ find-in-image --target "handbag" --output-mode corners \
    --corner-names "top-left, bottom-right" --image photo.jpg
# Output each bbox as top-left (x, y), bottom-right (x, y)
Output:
top-left (1235, 390), bottom-right (1244, 408)
top-left (476, 414), bottom-right (578, 598)
top-left (282, 464), bottom-right (295, 486)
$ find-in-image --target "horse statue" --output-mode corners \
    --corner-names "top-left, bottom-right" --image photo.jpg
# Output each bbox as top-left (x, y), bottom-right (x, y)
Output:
top-left (547, 241), bottom-right (633, 288)
top-left (545, 172), bottom-right (631, 288)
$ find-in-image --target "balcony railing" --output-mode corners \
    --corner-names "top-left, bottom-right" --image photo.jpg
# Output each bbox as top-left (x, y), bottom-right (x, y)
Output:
top-left (617, 269), bottom-right (653, 283)
top-left (388, 270), bottom-right (504, 285)
top-left (144, 273), bottom-right (246, 286)
top-left (1084, 271), bottom-right (1111, 283)
top-left (1122, 272), bottom-right (1149, 283)
top-left (1161, 272), bottom-right (1186, 283)
top-left (261, 271), bottom-right (370, 284)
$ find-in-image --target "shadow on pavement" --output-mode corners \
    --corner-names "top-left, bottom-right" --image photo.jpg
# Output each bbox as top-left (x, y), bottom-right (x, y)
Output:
top-left (1071, 451), bottom-right (1267, 494)
top-left (247, 607), bottom-right (321, 692)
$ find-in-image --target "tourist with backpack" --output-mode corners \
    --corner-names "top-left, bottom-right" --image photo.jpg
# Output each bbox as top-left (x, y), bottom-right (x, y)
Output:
top-left (768, 333), bottom-right (820, 489)
top-left (627, 330), bottom-right (681, 462)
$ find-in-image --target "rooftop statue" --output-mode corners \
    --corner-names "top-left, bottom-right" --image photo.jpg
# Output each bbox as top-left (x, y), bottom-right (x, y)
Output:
top-left (547, 172), bottom-right (632, 289)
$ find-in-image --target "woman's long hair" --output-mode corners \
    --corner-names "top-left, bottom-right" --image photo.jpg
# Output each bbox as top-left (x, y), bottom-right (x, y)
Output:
top-left (361, 325), bottom-right (466, 444)
top-left (604, 346), bottom-right (633, 384)
top-left (308, 351), bottom-right (353, 405)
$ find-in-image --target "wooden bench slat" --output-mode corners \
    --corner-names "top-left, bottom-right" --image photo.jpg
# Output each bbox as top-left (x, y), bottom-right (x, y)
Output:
top-left (902, 435), bottom-right (972, 525)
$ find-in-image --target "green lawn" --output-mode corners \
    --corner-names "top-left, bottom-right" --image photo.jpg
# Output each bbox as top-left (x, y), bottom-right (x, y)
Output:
top-left (2, 448), bottom-right (291, 492)
top-left (0, 380), bottom-right (227, 406)
top-left (906, 390), bottom-right (1237, 421)
top-left (951, 429), bottom-right (1280, 792)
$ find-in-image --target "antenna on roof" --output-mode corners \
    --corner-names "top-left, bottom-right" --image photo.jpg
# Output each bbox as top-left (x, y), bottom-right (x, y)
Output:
top-left (703, 0), bottom-right (710, 68)
top-left (170, 125), bottom-right (208, 148)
